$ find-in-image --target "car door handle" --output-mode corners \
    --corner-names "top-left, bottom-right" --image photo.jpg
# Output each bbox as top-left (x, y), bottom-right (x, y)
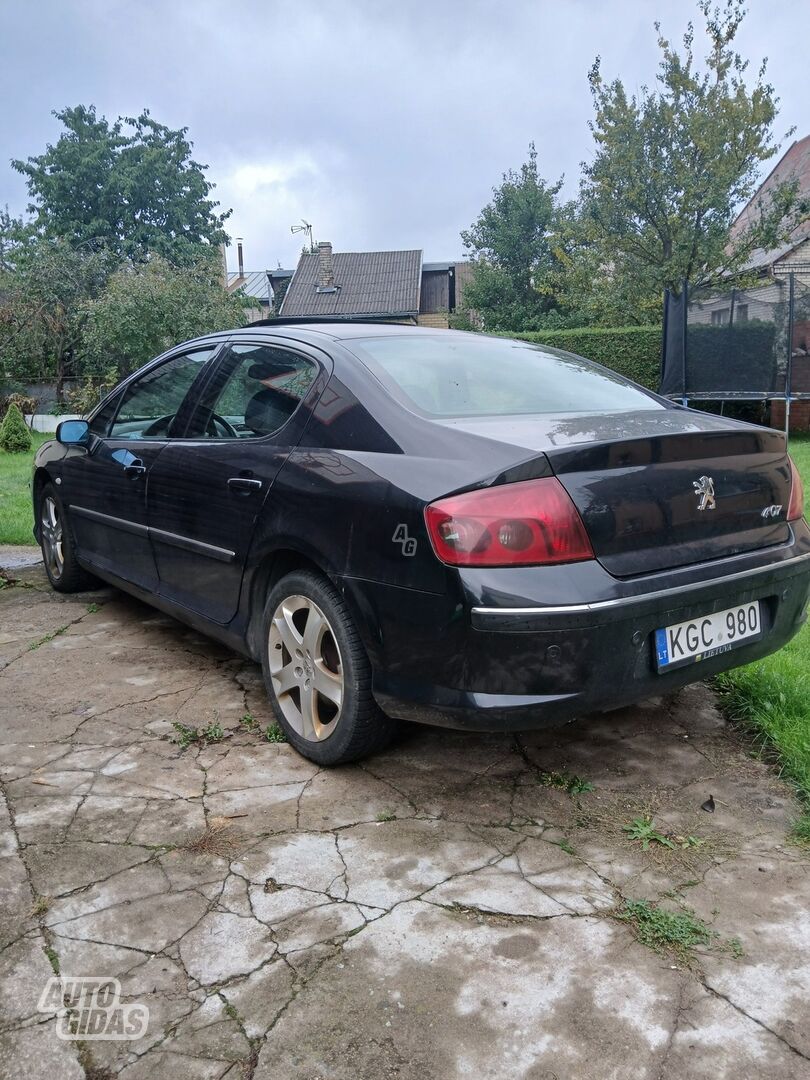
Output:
top-left (124, 459), bottom-right (146, 479)
top-left (227, 476), bottom-right (263, 493)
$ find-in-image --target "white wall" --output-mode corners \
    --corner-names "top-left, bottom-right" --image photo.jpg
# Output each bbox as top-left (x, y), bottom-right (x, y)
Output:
top-left (25, 414), bottom-right (80, 433)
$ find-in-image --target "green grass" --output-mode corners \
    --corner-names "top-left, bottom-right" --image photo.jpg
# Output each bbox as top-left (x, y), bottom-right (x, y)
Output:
top-left (540, 769), bottom-right (594, 795)
top-left (622, 815), bottom-right (705, 851)
top-left (264, 721), bottom-right (288, 743)
top-left (171, 719), bottom-right (225, 748)
top-left (617, 898), bottom-right (742, 962)
top-left (715, 435), bottom-right (810, 843)
top-left (0, 431), bottom-right (52, 545)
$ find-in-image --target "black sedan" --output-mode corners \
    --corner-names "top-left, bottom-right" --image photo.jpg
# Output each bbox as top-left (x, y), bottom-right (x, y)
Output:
top-left (33, 322), bottom-right (810, 763)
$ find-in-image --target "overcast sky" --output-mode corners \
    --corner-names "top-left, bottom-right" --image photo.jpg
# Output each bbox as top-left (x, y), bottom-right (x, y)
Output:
top-left (1, 0), bottom-right (806, 274)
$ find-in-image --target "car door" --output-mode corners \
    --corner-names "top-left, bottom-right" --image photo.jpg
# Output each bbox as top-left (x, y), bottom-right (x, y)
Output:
top-left (146, 338), bottom-right (327, 623)
top-left (64, 345), bottom-right (220, 590)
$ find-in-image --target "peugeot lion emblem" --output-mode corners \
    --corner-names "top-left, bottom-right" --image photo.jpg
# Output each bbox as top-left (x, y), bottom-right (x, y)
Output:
top-left (693, 475), bottom-right (716, 512)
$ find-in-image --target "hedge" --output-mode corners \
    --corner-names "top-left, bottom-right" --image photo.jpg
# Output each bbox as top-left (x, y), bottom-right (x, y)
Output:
top-left (505, 325), bottom-right (663, 391)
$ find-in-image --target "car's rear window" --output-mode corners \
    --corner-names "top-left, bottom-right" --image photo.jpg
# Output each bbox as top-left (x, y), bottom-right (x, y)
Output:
top-left (348, 334), bottom-right (664, 417)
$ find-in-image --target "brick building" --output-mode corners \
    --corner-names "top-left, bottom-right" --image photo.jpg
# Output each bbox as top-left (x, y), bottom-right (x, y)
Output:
top-left (684, 136), bottom-right (810, 430)
top-left (734, 135), bottom-right (810, 429)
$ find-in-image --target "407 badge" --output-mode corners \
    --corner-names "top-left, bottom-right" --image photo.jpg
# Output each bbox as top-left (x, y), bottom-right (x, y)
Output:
top-left (38, 976), bottom-right (149, 1041)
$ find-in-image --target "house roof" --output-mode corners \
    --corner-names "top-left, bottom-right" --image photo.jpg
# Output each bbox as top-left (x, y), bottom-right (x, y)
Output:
top-left (280, 249), bottom-right (422, 317)
top-left (739, 231), bottom-right (810, 273)
top-left (730, 135), bottom-right (810, 268)
top-left (226, 270), bottom-right (270, 301)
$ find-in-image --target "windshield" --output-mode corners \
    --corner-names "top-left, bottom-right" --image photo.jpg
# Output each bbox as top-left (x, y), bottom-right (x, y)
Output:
top-left (348, 334), bottom-right (664, 418)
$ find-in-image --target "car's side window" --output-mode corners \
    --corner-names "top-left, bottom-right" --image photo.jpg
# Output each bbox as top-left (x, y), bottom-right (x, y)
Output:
top-left (187, 343), bottom-right (319, 439)
top-left (108, 347), bottom-right (217, 440)
top-left (88, 390), bottom-right (123, 437)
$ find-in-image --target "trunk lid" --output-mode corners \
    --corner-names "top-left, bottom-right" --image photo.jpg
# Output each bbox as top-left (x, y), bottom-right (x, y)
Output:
top-left (437, 409), bottom-right (792, 576)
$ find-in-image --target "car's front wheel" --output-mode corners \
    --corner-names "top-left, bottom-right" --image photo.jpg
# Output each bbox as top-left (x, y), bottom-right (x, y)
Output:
top-left (38, 483), bottom-right (97, 593)
top-left (260, 569), bottom-right (398, 764)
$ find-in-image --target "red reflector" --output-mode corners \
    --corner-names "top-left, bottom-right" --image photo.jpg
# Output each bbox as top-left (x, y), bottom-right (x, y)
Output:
top-left (424, 477), bottom-right (594, 567)
top-left (788, 456), bottom-right (805, 522)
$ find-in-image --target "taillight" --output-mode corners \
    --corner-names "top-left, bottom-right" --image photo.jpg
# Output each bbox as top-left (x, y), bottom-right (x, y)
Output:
top-left (788, 456), bottom-right (805, 522)
top-left (424, 477), bottom-right (594, 567)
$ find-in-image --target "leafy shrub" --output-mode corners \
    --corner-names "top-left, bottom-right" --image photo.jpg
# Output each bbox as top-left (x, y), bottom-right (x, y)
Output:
top-left (0, 379), bottom-right (37, 423)
top-left (0, 403), bottom-right (33, 453)
top-left (505, 325), bottom-right (663, 390)
top-left (10, 394), bottom-right (38, 420)
top-left (64, 372), bottom-right (118, 417)
top-left (0, 375), bottom-right (26, 403)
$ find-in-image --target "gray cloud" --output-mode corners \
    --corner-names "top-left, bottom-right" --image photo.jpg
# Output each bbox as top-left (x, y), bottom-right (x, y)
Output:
top-left (1, 0), bottom-right (805, 272)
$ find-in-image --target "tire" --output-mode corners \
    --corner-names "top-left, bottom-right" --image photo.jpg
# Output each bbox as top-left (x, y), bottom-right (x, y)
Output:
top-left (38, 483), bottom-right (98, 593)
top-left (260, 569), bottom-right (398, 765)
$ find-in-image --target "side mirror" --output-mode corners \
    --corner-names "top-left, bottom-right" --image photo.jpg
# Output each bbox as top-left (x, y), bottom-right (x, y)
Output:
top-left (56, 419), bottom-right (91, 447)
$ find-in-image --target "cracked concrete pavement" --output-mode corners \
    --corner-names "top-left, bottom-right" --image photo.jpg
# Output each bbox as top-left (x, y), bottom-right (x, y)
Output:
top-left (1, 560), bottom-right (809, 1079)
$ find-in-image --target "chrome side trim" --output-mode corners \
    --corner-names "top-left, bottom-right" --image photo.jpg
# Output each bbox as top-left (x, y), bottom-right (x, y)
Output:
top-left (149, 526), bottom-right (235, 564)
top-left (71, 505), bottom-right (235, 564)
top-left (71, 505), bottom-right (148, 538)
top-left (472, 550), bottom-right (810, 619)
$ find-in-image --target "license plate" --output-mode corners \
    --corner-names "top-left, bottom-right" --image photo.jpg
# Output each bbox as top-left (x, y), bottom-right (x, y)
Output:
top-left (654, 601), bottom-right (762, 672)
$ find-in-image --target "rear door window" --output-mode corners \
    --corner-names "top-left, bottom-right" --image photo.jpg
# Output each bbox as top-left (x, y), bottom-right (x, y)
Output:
top-left (186, 343), bottom-right (319, 439)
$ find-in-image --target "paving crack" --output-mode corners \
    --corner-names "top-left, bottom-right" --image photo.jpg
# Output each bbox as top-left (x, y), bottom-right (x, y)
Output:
top-left (654, 978), bottom-right (688, 1080)
top-left (700, 977), bottom-right (810, 1063)
top-left (0, 780), bottom-right (87, 1075)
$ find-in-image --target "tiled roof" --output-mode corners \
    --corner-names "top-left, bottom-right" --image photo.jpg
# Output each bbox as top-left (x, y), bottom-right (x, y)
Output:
top-left (739, 231), bottom-right (810, 273)
top-left (730, 135), bottom-right (810, 262)
top-left (226, 270), bottom-right (270, 301)
top-left (280, 250), bottom-right (422, 317)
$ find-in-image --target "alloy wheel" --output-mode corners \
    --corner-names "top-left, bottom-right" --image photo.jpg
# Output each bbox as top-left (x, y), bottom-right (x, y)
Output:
top-left (268, 594), bottom-right (344, 741)
top-left (41, 495), bottom-right (65, 581)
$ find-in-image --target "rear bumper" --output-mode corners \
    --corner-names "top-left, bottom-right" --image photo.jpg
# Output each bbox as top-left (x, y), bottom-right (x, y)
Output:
top-left (340, 542), bottom-right (810, 731)
top-left (469, 550), bottom-right (810, 631)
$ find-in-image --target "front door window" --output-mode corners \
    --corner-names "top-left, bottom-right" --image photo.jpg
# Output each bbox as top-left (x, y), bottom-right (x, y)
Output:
top-left (109, 348), bottom-right (216, 439)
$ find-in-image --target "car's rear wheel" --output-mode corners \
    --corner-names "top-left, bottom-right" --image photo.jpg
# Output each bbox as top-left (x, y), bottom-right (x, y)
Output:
top-left (260, 569), bottom-right (398, 764)
top-left (38, 483), bottom-right (97, 593)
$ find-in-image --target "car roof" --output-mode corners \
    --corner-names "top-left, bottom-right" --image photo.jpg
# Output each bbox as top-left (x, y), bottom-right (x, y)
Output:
top-left (206, 321), bottom-right (475, 344)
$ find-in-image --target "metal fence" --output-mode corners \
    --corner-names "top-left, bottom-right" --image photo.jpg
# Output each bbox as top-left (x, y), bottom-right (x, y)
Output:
top-left (660, 271), bottom-right (810, 427)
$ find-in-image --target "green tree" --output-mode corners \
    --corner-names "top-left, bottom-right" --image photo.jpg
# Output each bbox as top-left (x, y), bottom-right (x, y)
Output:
top-left (12, 105), bottom-right (230, 264)
top-left (0, 234), bottom-right (113, 395)
top-left (0, 206), bottom-right (24, 272)
top-left (579, 0), bottom-right (805, 306)
top-left (553, 224), bottom-right (665, 327)
top-left (460, 145), bottom-right (572, 331)
top-left (81, 252), bottom-right (250, 378)
top-left (0, 402), bottom-right (32, 453)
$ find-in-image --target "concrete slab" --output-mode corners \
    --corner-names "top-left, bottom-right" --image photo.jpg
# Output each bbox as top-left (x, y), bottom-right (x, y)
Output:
top-left (0, 566), bottom-right (808, 1078)
top-left (0, 545), bottom-right (43, 571)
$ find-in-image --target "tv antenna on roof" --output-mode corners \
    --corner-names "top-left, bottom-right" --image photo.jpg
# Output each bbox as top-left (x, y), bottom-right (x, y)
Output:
top-left (291, 220), bottom-right (315, 253)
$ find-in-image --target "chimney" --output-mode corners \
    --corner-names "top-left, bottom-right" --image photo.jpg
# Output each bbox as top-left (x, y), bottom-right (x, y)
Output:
top-left (317, 241), bottom-right (334, 288)
top-left (236, 238), bottom-right (244, 279)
